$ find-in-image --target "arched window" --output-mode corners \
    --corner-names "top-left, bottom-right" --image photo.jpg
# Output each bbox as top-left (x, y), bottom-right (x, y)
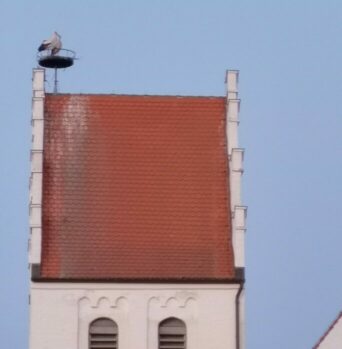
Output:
top-left (89, 318), bottom-right (118, 349)
top-left (159, 317), bottom-right (186, 349)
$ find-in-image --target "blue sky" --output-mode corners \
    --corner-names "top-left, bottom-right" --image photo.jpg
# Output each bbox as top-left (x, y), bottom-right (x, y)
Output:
top-left (0, 1), bottom-right (341, 348)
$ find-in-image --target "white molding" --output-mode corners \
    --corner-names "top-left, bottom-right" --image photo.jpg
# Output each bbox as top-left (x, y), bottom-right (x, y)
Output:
top-left (234, 206), bottom-right (247, 231)
top-left (32, 98), bottom-right (44, 120)
top-left (28, 68), bottom-right (45, 265)
top-left (225, 70), bottom-right (247, 269)
top-left (226, 69), bottom-right (239, 99)
top-left (30, 151), bottom-right (43, 173)
top-left (226, 99), bottom-right (241, 152)
top-left (231, 148), bottom-right (244, 173)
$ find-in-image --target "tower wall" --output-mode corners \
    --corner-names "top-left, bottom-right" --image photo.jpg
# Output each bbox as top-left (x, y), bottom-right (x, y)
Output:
top-left (30, 283), bottom-right (240, 349)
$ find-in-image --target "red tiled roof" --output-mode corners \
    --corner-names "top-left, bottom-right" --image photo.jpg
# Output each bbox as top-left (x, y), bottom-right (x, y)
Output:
top-left (41, 94), bottom-right (235, 280)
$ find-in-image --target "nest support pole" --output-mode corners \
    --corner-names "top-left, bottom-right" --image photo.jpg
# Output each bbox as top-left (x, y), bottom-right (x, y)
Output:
top-left (53, 68), bottom-right (58, 94)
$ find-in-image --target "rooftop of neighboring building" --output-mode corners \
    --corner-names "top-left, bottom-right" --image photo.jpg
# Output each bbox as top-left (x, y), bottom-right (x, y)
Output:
top-left (313, 311), bottom-right (342, 349)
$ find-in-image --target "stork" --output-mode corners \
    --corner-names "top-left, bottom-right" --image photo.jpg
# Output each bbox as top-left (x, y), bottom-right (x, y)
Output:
top-left (38, 32), bottom-right (62, 55)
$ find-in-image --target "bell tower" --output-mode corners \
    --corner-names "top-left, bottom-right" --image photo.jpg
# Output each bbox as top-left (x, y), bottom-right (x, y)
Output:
top-left (28, 69), bottom-right (247, 349)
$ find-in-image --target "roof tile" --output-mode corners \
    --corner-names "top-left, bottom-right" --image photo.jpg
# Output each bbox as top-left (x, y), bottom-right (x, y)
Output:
top-left (41, 94), bottom-right (235, 280)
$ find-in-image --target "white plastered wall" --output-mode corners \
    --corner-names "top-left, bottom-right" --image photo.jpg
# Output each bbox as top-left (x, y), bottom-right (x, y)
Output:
top-left (29, 68), bottom-right (45, 265)
top-left (29, 283), bottom-right (240, 349)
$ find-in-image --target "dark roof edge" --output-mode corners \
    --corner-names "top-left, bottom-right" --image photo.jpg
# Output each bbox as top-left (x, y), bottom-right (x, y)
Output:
top-left (32, 277), bottom-right (243, 284)
top-left (46, 93), bottom-right (225, 99)
top-left (31, 265), bottom-right (245, 284)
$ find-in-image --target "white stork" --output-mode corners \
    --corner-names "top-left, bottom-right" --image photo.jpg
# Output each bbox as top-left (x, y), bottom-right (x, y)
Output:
top-left (38, 32), bottom-right (62, 55)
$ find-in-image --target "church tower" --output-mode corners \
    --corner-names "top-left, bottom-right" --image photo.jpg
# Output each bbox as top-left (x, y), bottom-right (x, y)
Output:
top-left (28, 68), bottom-right (246, 349)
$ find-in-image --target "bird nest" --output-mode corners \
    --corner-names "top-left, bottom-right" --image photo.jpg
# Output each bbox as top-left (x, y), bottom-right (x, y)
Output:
top-left (37, 49), bottom-right (76, 69)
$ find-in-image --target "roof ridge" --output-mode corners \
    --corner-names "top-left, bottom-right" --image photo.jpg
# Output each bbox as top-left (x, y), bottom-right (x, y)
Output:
top-left (45, 93), bottom-right (225, 99)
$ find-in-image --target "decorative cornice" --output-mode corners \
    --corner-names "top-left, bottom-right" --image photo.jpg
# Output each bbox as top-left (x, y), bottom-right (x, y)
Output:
top-left (226, 70), bottom-right (247, 268)
top-left (29, 68), bottom-right (45, 273)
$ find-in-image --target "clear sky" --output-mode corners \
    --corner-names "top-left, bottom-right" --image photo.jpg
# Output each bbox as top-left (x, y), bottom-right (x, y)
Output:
top-left (0, 1), bottom-right (341, 348)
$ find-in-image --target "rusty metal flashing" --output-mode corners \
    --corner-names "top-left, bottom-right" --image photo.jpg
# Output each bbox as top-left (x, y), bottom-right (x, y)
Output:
top-left (31, 278), bottom-right (245, 284)
top-left (31, 267), bottom-right (245, 284)
top-left (31, 263), bottom-right (41, 280)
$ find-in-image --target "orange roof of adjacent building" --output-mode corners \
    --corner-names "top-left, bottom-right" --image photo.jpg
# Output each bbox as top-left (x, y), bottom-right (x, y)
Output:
top-left (40, 94), bottom-right (235, 281)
